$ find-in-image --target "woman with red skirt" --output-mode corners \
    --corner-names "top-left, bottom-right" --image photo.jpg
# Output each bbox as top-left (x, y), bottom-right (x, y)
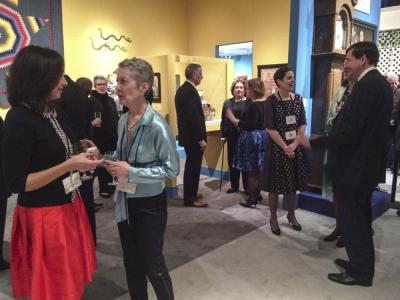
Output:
top-left (3, 45), bottom-right (102, 300)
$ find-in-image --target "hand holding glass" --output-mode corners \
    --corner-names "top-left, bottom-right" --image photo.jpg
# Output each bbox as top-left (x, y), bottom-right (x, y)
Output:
top-left (104, 150), bottom-right (118, 186)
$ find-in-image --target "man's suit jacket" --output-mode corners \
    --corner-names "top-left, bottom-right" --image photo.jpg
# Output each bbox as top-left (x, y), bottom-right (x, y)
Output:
top-left (175, 81), bottom-right (206, 147)
top-left (0, 116), bottom-right (10, 199)
top-left (327, 69), bottom-right (393, 187)
top-left (58, 75), bottom-right (92, 140)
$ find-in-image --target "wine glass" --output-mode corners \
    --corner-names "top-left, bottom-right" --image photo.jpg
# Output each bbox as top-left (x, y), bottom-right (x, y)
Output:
top-left (104, 150), bottom-right (118, 186)
top-left (71, 142), bottom-right (94, 181)
top-left (94, 111), bottom-right (102, 127)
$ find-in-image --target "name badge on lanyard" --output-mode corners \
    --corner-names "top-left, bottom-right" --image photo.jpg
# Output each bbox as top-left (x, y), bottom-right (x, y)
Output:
top-left (116, 177), bottom-right (137, 194)
top-left (62, 172), bottom-right (82, 194)
top-left (285, 130), bottom-right (297, 141)
top-left (286, 115), bottom-right (296, 125)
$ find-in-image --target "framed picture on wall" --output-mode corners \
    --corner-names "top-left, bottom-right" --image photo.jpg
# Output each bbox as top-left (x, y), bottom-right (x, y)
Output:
top-left (152, 72), bottom-right (161, 102)
top-left (351, 20), bottom-right (376, 44)
top-left (257, 64), bottom-right (287, 97)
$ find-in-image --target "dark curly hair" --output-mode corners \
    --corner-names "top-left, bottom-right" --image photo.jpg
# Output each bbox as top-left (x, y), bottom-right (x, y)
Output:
top-left (7, 45), bottom-right (65, 113)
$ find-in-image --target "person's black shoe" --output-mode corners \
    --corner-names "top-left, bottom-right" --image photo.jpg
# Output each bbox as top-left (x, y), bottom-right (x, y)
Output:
top-left (327, 272), bottom-right (372, 287)
top-left (374, 186), bottom-right (387, 193)
top-left (287, 215), bottom-right (302, 231)
top-left (0, 259), bottom-right (10, 271)
top-left (239, 198), bottom-right (258, 208)
top-left (226, 188), bottom-right (238, 194)
top-left (323, 229), bottom-right (341, 242)
top-left (269, 220), bottom-right (281, 236)
top-left (336, 237), bottom-right (345, 248)
top-left (94, 202), bottom-right (104, 211)
top-left (334, 258), bottom-right (350, 270)
top-left (391, 202), bottom-right (400, 209)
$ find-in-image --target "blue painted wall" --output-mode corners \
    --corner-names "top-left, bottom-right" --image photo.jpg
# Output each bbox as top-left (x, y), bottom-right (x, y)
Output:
top-left (288, 0), bottom-right (314, 136)
top-left (354, 1), bottom-right (381, 27)
top-left (288, 0), bottom-right (382, 136)
top-left (231, 54), bottom-right (253, 78)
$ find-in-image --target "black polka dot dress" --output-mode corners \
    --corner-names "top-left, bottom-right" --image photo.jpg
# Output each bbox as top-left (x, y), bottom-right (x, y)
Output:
top-left (261, 93), bottom-right (309, 194)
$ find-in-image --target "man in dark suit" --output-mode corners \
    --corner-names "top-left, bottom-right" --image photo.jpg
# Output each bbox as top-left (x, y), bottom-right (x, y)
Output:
top-left (0, 116), bottom-right (11, 270)
top-left (325, 42), bottom-right (392, 286)
top-left (175, 64), bottom-right (208, 207)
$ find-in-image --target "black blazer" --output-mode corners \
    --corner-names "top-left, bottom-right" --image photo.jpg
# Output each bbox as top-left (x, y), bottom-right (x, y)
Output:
top-left (90, 90), bottom-right (119, 153)
top-left (57, 75), bottom-right (92, 140)
top-left (175, 81), bottom-right (206, 146)
top-left (220, 98), bottom-right (251, 138)
top-left (327, 69), bottom-right (393, 187)
top-left (0, 116), bottom-right (10, 199)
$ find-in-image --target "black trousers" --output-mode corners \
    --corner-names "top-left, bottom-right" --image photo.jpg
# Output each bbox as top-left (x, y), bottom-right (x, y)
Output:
top-left (0, 197), bottom-right (7, 259)
top-left (79, 176), bottom-right (96, 245)
top-left (335, 183), bottom-right (374, 281)
top-left (183, 143), bottom-right (203, 204)
top-left (117, 191), bottom-right (174, 300)
top-left (226, 134), bottom-right (248, 191)
top-left (96, 166), bottom-right (114, 194)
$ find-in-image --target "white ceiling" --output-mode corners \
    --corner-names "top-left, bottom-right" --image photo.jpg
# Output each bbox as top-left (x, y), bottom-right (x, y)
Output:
top-left (380, 6), bottom-right (400, 30)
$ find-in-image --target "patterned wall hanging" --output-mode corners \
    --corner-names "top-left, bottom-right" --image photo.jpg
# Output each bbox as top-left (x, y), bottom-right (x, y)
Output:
top-left (0, 0), bottom-right (63, 104)
top-left (378, 29), bottom-right (400, 75)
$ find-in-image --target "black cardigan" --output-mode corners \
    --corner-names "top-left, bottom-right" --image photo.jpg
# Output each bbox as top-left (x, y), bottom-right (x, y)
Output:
top-left (3, 106), bottom-right (77, 207)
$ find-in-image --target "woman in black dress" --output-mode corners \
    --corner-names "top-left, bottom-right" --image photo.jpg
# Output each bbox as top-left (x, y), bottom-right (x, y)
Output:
top-left (227, 78), bottom-right (267, 207)
top-left (262, 66), bottom-right (308, 235)
top-left (220, 79), bottom-right (250, 193)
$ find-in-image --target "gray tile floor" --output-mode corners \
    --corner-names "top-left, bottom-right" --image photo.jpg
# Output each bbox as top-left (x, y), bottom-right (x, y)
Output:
top-left (1, 170), bottom-right (400, 299)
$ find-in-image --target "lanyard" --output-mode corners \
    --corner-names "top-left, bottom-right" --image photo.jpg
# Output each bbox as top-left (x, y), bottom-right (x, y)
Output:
top-left (277, 92), bottom-right (295, 118)
top-left (120, 124), bottom-right (144, 165)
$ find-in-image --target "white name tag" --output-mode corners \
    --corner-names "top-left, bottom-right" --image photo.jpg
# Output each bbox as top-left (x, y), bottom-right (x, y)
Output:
top-left (116, 177), bottom-right (137, 194)
top-left (285, 130), bottom-right (297, 140)
top-left (62, 172), bottom-right (82, 194)
top-left (286, 115), bottom-right (296, 125)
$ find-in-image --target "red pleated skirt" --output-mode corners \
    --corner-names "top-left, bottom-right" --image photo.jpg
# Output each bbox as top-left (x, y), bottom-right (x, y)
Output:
top-left (11, 194), bottom-right (96, 300)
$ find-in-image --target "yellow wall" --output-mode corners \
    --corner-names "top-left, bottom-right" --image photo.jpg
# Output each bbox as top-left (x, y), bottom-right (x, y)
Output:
top-left (62, 0), bottom-right (290, 80)
top-left (62, 0), bottom-right (188, 80)
top-left (186, 0), bottom-right (291, 77)
top-left (61, 0), bottom-right (291, 175)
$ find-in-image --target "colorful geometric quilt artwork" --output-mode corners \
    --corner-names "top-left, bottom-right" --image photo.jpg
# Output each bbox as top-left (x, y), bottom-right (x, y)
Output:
top-left (0, 2), bottom-right (48, 69)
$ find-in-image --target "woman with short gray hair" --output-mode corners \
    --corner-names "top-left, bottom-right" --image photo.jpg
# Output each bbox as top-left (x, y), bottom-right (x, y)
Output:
top-left (104, 57), bottom-right (179, 300)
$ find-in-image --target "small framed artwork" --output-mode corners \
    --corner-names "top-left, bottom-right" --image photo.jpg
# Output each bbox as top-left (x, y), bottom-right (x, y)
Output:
top-left (257, 64), bottom-right (287, 97)
top-left (152, 72), bottom-right (161, 102)
top-left (351, 20), bottom-right (376, 44)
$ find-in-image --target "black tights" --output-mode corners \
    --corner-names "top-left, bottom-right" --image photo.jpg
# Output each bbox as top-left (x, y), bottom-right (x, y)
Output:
top-left (268, 193), bottom-right (297, 219)
top-left (246, 171), bottom-right (260, 201)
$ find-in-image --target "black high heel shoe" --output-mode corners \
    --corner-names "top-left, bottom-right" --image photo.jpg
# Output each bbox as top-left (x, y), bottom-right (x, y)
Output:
top-left (323, 229), bottom-right (341, 242)
top-left (287, 215), bottom-right (302, 231)
top-left (239, 198), bottom-right (258, 208)
top-left (269, 219), bottom-right (281, 236)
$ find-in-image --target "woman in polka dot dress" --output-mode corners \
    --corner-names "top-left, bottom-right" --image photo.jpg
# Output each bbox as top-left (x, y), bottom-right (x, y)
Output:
top-left (262, 66), bottom-right (309, 236)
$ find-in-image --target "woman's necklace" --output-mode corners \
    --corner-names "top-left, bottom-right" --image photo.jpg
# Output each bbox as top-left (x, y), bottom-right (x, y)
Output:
top-left (127, 120), bottom-right (139, 132)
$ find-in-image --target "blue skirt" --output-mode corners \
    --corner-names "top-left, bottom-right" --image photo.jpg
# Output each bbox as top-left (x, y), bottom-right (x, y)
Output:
top-left (233, 129), bottom-right (266, 172)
